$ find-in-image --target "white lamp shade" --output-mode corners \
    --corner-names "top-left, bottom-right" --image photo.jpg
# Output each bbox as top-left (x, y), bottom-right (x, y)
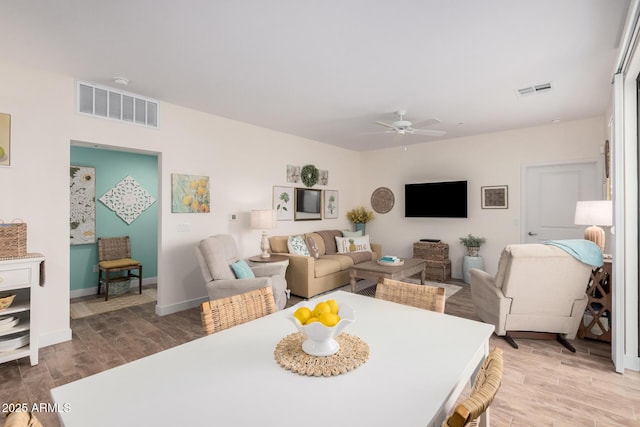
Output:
top-left (250, 209), bottom-right (276, 230)
top-left (574, 200), bottom-right (612, 226)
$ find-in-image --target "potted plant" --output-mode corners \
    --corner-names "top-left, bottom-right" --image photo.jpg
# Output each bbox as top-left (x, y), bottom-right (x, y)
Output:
top-left (459, 234), bottom-right (486, 256)
top-left (346, 206), bottom-right (374, 234)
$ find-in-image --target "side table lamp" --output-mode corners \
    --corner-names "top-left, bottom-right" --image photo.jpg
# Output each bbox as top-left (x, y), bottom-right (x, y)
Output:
top-left (250, 209), bottom-right (276, 258)
top-left (574, 200), bottom-right (612, 252)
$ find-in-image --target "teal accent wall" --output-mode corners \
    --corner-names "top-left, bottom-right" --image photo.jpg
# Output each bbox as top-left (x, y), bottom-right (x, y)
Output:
top-left (70, 146), bottom-right (158, 291)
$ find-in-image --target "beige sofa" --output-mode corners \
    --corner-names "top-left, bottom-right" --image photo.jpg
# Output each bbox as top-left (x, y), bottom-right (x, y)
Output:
top-left (269, 229), bottom-right (381, 298)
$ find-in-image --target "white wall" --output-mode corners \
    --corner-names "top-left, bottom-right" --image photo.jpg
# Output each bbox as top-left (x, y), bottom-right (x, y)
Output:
top-left (0, 58), bottom-right (609, 353)
top-left (360, 117), bottom-right (606, 278)
top-left (0, 59), bottom-right (360, 346)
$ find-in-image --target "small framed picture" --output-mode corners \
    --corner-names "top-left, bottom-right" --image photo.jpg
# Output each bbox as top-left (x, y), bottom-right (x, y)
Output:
top-left (481, 185), bottom-right (508, 209)
top-left (323, 190), bottom-right (338, 219)
top-left (273, 186), bottom-right (294, 221)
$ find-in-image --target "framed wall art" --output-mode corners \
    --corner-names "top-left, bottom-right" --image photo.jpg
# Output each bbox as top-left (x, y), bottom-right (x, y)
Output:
top-left (481, 185), bottom-right (508, 209)
top-left (99, 175), bottom-right (156, 224)
top-left (323, 190), bottom-right (338, 219)
top-left (0, 113), bottom-right (10, 167)
top-left (171, 174), bottom-right (210, 213)
top-left (70, 165), bottom-right (96, 245)
top-left (273, 186), bottom-right (294, 221)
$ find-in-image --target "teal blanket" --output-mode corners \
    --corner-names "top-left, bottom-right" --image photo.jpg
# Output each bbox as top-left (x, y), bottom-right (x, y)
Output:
top-left (544, 239), bottom-right (603, 267)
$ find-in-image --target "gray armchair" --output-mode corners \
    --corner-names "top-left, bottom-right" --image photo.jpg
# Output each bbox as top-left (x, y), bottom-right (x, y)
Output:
top-left (195, 234), bottom-right (288, 310)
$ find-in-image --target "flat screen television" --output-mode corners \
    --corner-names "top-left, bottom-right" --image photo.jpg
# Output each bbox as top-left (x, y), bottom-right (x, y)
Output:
top-left (405, 180), bottom-right (468, 218)
top-left (295, 188), bottom-right (321, 220)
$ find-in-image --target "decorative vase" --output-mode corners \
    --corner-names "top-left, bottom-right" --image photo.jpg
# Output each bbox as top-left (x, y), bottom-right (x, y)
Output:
top-left (466, 246), bottom-right (480, 257)
top-left (355, 223), bottom-right (366, 234)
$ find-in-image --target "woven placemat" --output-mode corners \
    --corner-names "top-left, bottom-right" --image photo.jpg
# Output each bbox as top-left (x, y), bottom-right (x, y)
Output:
top-left (274, 332), bottom-right (369, 377)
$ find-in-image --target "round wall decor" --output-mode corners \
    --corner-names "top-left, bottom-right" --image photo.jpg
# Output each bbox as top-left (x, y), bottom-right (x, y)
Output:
top-left (371, 187), bottom-right (395, 214)
top-left (301, 164), bottom-right (319, 187)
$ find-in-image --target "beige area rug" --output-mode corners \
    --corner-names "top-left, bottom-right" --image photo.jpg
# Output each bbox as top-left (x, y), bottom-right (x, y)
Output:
top-left (354, 278), bottom-right (462, 299)
top-left (70, 288), bottom-right (157, 319)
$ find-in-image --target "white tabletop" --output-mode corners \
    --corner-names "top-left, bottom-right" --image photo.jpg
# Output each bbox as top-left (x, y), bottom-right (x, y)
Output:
top-left (51, 291), bottom-right (494, 427)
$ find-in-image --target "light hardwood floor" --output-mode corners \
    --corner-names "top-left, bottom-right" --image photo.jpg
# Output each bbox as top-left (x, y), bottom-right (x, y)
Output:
top-left (1, 283), bottom-right (639, 426)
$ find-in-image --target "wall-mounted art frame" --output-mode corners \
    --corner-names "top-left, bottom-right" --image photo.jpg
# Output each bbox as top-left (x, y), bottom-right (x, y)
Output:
top-left (99, 175), bottom-right (156, 224)
top-left (0, 113), bottom-right (10, 167)
top-left (323, 190), bottom-right (338, 219)
top-left (171, 174), bottom-right (210, 213)
top-left (70, 165), bottom-right (96, 245)
top-left (481, 185), bottom-right (508, 209)
top-left (294, 188), bottom-right (322, 221)
top-left (273, 186), bottom-right (294, 221)
top-left (286, 165), bottom-right (300, 183)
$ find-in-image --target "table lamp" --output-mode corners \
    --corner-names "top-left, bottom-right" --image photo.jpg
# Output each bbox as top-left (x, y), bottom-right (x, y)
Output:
top-left (574, 200), bottom-right (612, 252)
top-left (250, 209), bottom-right (276, 258)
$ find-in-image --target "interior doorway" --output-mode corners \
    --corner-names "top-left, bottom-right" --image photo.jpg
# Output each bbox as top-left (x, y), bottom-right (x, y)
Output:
top-left (69, 142), bottom-right (160, 318)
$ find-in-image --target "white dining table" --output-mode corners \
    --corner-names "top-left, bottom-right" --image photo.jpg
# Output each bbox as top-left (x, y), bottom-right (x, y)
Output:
top-left (51, 291), bottom-right (495, 427)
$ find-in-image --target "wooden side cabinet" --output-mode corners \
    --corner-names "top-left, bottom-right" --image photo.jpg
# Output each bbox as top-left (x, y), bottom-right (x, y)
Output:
top-left (578, 259), bottom-right (612, 342)
top-left (0, 255), bottom-right (45, 366)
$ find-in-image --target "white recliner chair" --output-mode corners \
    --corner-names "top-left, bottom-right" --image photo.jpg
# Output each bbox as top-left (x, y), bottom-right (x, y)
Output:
top-left (469, 243), bottom-right (596, 351)
top-left (195, 234), bottom-right (289, 310)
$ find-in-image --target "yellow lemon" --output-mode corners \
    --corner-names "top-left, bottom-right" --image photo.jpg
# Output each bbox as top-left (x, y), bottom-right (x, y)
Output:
top-left (294, 307), bottom-right (312, 325)
top-left (326, 299), bottom-right (339, 315)
top-left (306, 317), bottom-right (320, 324)
top-left (318, 312), bottom-right (340, 327)
top-left (312, 301), bottom-right (331, 317)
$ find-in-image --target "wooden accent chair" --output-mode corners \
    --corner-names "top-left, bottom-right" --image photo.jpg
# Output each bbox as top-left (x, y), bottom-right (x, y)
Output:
top-left (375, 277), bottom-right (445, 313)
top-left (200, 287), bottom-right (277, 335)
top-left (442, 347), bottom-right (504, 427)
top-left (97, 236), bottom-right (142, 301)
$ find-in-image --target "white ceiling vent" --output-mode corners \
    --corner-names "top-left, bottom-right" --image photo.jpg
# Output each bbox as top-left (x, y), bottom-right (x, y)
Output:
top-left (515, 82), bottom-right (553, 97)
top-left (76, 81), bottom-right (159, 128)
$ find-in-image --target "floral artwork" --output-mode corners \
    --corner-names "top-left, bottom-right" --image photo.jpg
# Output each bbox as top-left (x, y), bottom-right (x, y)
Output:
top-left (286, 165), bottom-right (300, 183)
top-left (171, 174), bottom-right (210, 213)
top-left (99, 176), bottom-right (156, 224)
top-left (70, 166), bottom-right (96, 245)
top-left (324, 190), bottom-right (338, 219)
top-left (273, 186), bottom-right (294, 221)
top-left (318, 170), bottom-right (328, 186)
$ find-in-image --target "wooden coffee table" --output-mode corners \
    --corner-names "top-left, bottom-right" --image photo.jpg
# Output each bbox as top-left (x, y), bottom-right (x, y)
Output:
top-left (350, 258), bottom-right (426, 292)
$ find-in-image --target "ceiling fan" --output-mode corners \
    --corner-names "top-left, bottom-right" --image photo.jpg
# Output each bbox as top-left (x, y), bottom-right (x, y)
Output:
top-left (372, 110), bottom-right (446, 137)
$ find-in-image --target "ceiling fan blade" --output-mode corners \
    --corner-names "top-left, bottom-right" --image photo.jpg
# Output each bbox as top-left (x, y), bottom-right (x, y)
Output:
top-left (359, 130), bottom-right (397, 136)
top-left (410, 128), bottom-right (447, 137)
top-left (373, 121), bottom-right (397, 130)
top-left (412, 118), bottom-right (442, 128)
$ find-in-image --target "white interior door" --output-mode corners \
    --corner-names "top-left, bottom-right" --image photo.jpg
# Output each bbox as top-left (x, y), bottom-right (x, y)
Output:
top-left (522, 160), bottom-right (602, 243)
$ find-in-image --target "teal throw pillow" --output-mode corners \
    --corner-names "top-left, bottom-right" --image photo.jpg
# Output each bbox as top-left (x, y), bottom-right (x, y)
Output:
top-left (231, 259), bottom-right (255, 279)
top-left (342, 230), bottom-right (363, 237)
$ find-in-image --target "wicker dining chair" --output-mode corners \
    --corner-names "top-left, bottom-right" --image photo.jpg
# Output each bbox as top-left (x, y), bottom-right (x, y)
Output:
top-left (375, 277), bottom-right (446, 313)
top-left (200, 286), bottom-right (277, 335)
top-left (442, 347), bottom-right (504, 427)
top-left (97, 236), bottom-right (142, 301)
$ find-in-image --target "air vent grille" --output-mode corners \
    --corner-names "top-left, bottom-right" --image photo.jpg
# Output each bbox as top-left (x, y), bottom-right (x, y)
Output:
top-left (515, 82), bottom-right (553, 97)
top-left (77, 81), bottom-right (159, 128)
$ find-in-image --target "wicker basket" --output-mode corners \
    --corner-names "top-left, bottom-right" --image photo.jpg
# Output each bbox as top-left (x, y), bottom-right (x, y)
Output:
top-left (0, 293), bottom-right (16, 311)
top-left (0, 220), bottom-right (27, 258)
top-left (424, 260), bottom-right (452, 282)
top-left (413, 241), bottom-right (449, 261)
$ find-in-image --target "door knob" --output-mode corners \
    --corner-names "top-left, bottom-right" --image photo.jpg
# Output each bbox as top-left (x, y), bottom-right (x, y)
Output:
top-left (528, 232), bottom-right (538, 236)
